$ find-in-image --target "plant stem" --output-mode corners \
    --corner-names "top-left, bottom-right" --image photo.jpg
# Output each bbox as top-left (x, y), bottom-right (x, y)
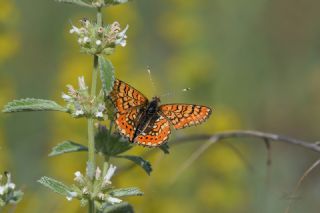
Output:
top-left (87, 6), bottom-right (103, 213)
top-left (88, 200), bottom-right (95, 213)
top-left (102, 156), bottom-right (110, 177)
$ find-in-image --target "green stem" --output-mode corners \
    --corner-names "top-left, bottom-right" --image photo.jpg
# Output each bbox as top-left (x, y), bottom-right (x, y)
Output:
top-left (97, 7), bottom-right (102, 26)
top-left (87, 6), bottom-right (103, 213)
top-left (87, 53), bottom-right (99, 181)
top-left (88, 200), bottom-right (95, 213)
top-left (102, 156), bottom-right (110, 177)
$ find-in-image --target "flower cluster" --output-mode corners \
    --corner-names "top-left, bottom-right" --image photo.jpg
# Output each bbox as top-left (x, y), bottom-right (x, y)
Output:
top-left (62, 76), bottom-right (106, 119)
top-left (0, 172), bottom-right (23, 207)
top-left (70, 19), bottom-right (128, 55)
top-left (67, 165), bottom-right (123, 209)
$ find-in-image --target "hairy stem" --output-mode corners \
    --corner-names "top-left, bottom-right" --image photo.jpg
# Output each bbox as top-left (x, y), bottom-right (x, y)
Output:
top-left (88, 201), bottom-right (95, 213)
top-left (87, 6), bottom-right (103, 213)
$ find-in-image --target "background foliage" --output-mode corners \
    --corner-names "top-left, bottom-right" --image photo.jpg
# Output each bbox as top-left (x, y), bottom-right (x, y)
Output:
top-left (1, 0), bottom-right (320, 212)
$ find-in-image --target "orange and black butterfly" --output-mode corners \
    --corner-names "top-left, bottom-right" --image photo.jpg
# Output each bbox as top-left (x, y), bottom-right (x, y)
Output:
top-left (109, 79), bottom-right (212, 147)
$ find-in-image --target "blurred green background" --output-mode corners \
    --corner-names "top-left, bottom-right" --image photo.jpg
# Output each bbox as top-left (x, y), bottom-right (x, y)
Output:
top-left (1, 0), bottom-right (320, 212)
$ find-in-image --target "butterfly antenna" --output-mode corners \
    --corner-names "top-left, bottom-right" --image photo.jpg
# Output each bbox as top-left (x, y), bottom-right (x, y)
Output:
top-left (147, 66), bottom-right (157, 94)
top-left (160, 87), bottom-right (191, 98)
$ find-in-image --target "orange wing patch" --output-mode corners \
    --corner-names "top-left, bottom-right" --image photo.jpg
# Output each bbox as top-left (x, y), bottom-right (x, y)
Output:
top-left (134, 115), bottom-right (171, 147)
top-left (115, 107), bottom-right (140, 141)
top-left (160, 104), bottom-right (212, 129)
top-left (110, 79), bottom-right (148, 114)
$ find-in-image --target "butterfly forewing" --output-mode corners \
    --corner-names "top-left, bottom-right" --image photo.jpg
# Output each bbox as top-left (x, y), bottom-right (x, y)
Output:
top-left (134, 114), bottom-right (171, 146)
top-left (110, 79), bottom-right (148, 114)
top-left (159, 104), bottom-right (212, 129)
top-left (110, 79), bottom-right (148, 141)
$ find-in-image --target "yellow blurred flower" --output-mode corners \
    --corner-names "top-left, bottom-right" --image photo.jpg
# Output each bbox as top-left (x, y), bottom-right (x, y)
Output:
top-left (0, 1), bottom-right (15, 22)
top-left (0, 0), bottom-right (20, 65)
top-left (0, 34), bottom-right (19, 64)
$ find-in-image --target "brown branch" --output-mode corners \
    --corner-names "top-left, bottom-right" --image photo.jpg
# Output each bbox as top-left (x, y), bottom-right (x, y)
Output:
top-left (118, 130), bottom-right (320, 174)
top-left (284, 158), bottom-right (320, 213)
top-left (171, 130), bottom-right (320, 153)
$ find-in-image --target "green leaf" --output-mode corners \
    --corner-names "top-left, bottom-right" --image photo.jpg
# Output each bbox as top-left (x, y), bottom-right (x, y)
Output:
top-left (104, 0), bottom-right (132, 6)
top-left (159, 144), bottom-right (170, 154)
top-left (38, 176), bottom-right (73, 197)
top-left (109, 187), bottom-right (143, 197)
top-left (2, 98), bottom-right (67, 113)
top-left (98, 56), bottom-right (115, 96)
top-left (102, 202), bottom-right (134, 213)
top-left (95, 125), bottom-right (132, 157)
top-left (116, 155), bottom-right (152, 175)
top-left (49, 141), bottom-right (88, 157)
top-left (55, 0), bottom-right (93, 7)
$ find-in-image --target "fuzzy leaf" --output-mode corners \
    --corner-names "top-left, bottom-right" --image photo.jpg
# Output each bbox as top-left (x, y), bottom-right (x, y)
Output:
top-left (109, 187), bottom-right (143, 197)
top-left (38, 176), bottom-right (73, 197)
top-left (2, 98), bottom-right (67, 113)
top-left (49, 141), bottom-right (88, 157)
top-left (116, 155), bottom-right (152, 175)
top-left (159, 144), bottom-right (170, 154)
top-left (95, 125), bottom-right (132, 157)
top-left (102, 202), bottom-right (134, 213)
top-left (55, 0), bottom-right (93, 7)
top-left (104, 0), bottom-right (131, 5)
top-left (98, 56), bottom-right (115, 96)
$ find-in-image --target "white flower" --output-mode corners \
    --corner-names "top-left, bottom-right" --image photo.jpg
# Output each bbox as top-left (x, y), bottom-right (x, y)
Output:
top-left (107, 196), bottom-right (122, 204)
top-left (103, 164), bottom-right (116, 185)
top-left (66, 192), bottom-right (77, 201)
top-left (95, 104), bottom-right (105, 118)
top-left (61, 93), bottom-right (72, 101)
top-left (83, 36), bottom-right (90, 43)
top-left (115, 25), bottom-right (128, 47)
top-left (70, 26), bottom-right (80, 34)
top-left (78, 76), bottom-right (87, 90)
top-left (98, 192), bottom-right (105, 200)
top-left (82, 187), bottom-right (89, 195)
top-left (95, 167), bottom-right (102, 180)
top-left (0, 186), bottom-right (5, 195)
top-left (81, 18), bottom-right (90, 28)
top-left (78, 38), bottom-right (83, 44)
top-left (95, 111), bottom-right (103, 118)
top-left (66, 84), bottom-right (77, 95)
top-left (74, 171), bottom-right (84, 183)
top-left (96, 40), bottom-right (102, 46)
top-left (7, 183), bottom-right (15, 189)
top-left (115, 39), bottom-right (126, 47)
top-left (118, 25), bottom-right (129, 38)
top-left (75, 109), bottom-right (84, 116)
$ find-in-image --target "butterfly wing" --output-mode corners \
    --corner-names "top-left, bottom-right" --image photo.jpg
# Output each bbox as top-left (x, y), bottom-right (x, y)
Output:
top-left (115, 107), bottom-right (144, 141)
top-left (110, 79), bottom-right (148, 114)
top-left (159, 104), bottom-right (212, 129)
top-left (134, 113), bottom-right (171, 147)
top-left (110, 79), bottom-right (148, 140)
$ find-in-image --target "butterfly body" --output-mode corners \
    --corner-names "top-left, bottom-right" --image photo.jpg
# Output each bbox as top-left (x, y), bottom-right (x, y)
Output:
top-left (110, 79), bottom-right (212, 147)
top-left (132, 97), bottom-right (161, 142)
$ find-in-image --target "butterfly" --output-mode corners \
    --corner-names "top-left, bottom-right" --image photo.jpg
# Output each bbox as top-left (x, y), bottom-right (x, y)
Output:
top-left (109, 79), bottom-right (212, 147)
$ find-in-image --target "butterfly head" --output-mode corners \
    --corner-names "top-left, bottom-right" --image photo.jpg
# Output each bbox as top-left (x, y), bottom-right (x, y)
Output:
top-left (152, 96), bottom-right (161, 103)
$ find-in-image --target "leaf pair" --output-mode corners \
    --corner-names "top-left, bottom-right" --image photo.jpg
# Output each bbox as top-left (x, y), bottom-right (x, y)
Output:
top-left (55, 0), bottom-right (131, 8)
top-left (49, 125), bottom-right (152, 175)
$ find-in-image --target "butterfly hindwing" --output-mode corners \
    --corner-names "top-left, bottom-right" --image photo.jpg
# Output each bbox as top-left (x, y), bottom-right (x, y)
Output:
top-left (110, 79), bottom-right (148, 114)
top-left (159, 104), bottom-right (212, 129)
top-left (134, 113), bottom-right (171, 147)
top-left (115, 107), bottom-right (141, 141)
